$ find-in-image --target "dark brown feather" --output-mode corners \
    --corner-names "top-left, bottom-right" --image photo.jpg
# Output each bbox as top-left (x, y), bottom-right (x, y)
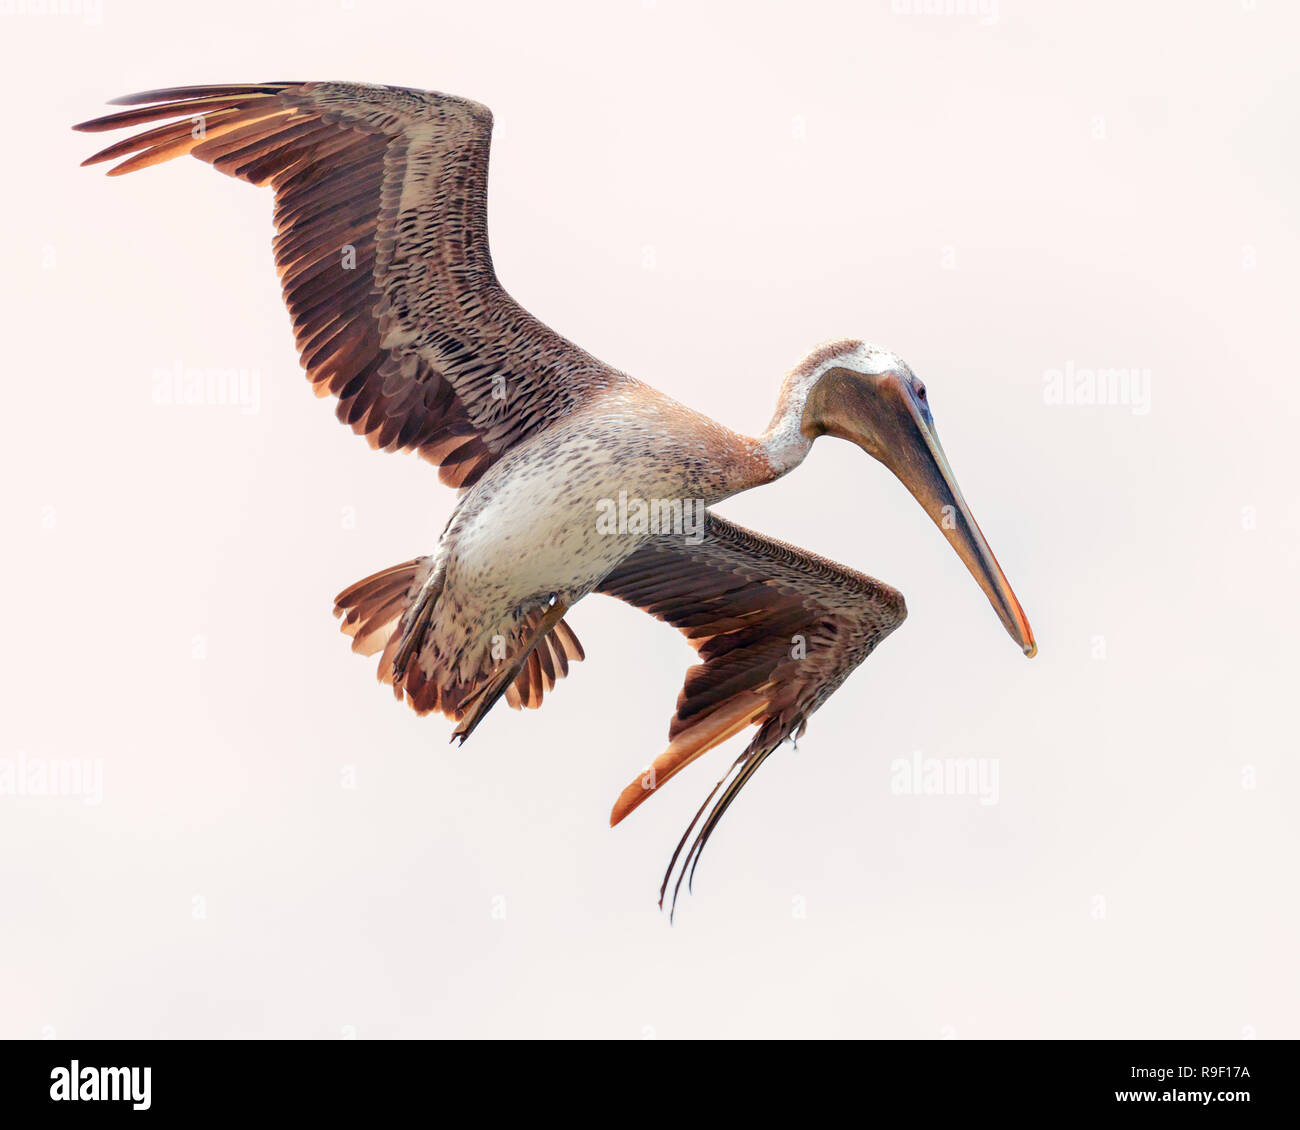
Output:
top-left (77, 80), bottom-right (631, 493)
top-left (597, 512), bottom-right (908, 915)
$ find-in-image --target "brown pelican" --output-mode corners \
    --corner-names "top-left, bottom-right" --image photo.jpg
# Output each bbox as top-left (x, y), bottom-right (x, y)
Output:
top-left (76, 81), bottom-right (1036, 912)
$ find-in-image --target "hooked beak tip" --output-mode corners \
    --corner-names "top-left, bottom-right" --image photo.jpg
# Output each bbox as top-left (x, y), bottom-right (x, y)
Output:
top-left (1008, 607), bottom-right (1037, 658)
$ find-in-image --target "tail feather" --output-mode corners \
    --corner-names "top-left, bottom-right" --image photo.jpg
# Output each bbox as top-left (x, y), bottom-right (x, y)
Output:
top-left (335, 558), bottom-right (424, 657)
top-left (332, 559), bottom-right (584, 728)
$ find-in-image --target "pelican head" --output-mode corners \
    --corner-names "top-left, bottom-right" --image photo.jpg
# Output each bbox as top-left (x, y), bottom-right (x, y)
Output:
top-left (780, 340), bottom-right (1036, 657)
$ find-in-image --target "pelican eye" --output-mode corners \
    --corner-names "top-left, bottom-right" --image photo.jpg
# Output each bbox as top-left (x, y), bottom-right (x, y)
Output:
top-left (914, 382), bottom-right (927, 401)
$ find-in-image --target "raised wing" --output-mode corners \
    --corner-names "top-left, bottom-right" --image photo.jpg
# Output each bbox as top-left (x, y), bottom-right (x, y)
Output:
top-left (75, 81), bottom-right (629, 488)
top-left (596, 513), bottom-right (908, 914)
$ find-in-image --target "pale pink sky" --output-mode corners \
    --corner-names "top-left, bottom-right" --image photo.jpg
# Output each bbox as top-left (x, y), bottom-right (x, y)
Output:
top-left (2, 0), bottom-right (1297, 1037)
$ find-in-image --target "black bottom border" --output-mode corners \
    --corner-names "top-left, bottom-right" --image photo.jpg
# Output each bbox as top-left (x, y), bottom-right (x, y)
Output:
top-left (3, 1037), bottom-right (1289, 1117)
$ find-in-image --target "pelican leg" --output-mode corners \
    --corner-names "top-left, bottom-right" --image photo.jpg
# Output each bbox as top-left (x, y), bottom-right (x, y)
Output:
top-left (451, 596), bottom-right (571, 745)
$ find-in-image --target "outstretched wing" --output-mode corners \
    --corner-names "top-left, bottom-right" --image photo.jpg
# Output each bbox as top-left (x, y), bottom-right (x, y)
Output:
top-left (75, 81), bottom-right (629, 489)
top-left (596, 513), bottom-right (908, 914)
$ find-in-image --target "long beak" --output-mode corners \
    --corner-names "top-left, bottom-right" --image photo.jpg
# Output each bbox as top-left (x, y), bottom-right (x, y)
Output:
top-left (881, 398), bottom-right (1036, 657)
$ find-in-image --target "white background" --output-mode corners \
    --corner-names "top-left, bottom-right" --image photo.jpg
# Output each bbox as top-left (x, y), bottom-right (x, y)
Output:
top-left (2, 0), bottom-right (1297, 1037)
